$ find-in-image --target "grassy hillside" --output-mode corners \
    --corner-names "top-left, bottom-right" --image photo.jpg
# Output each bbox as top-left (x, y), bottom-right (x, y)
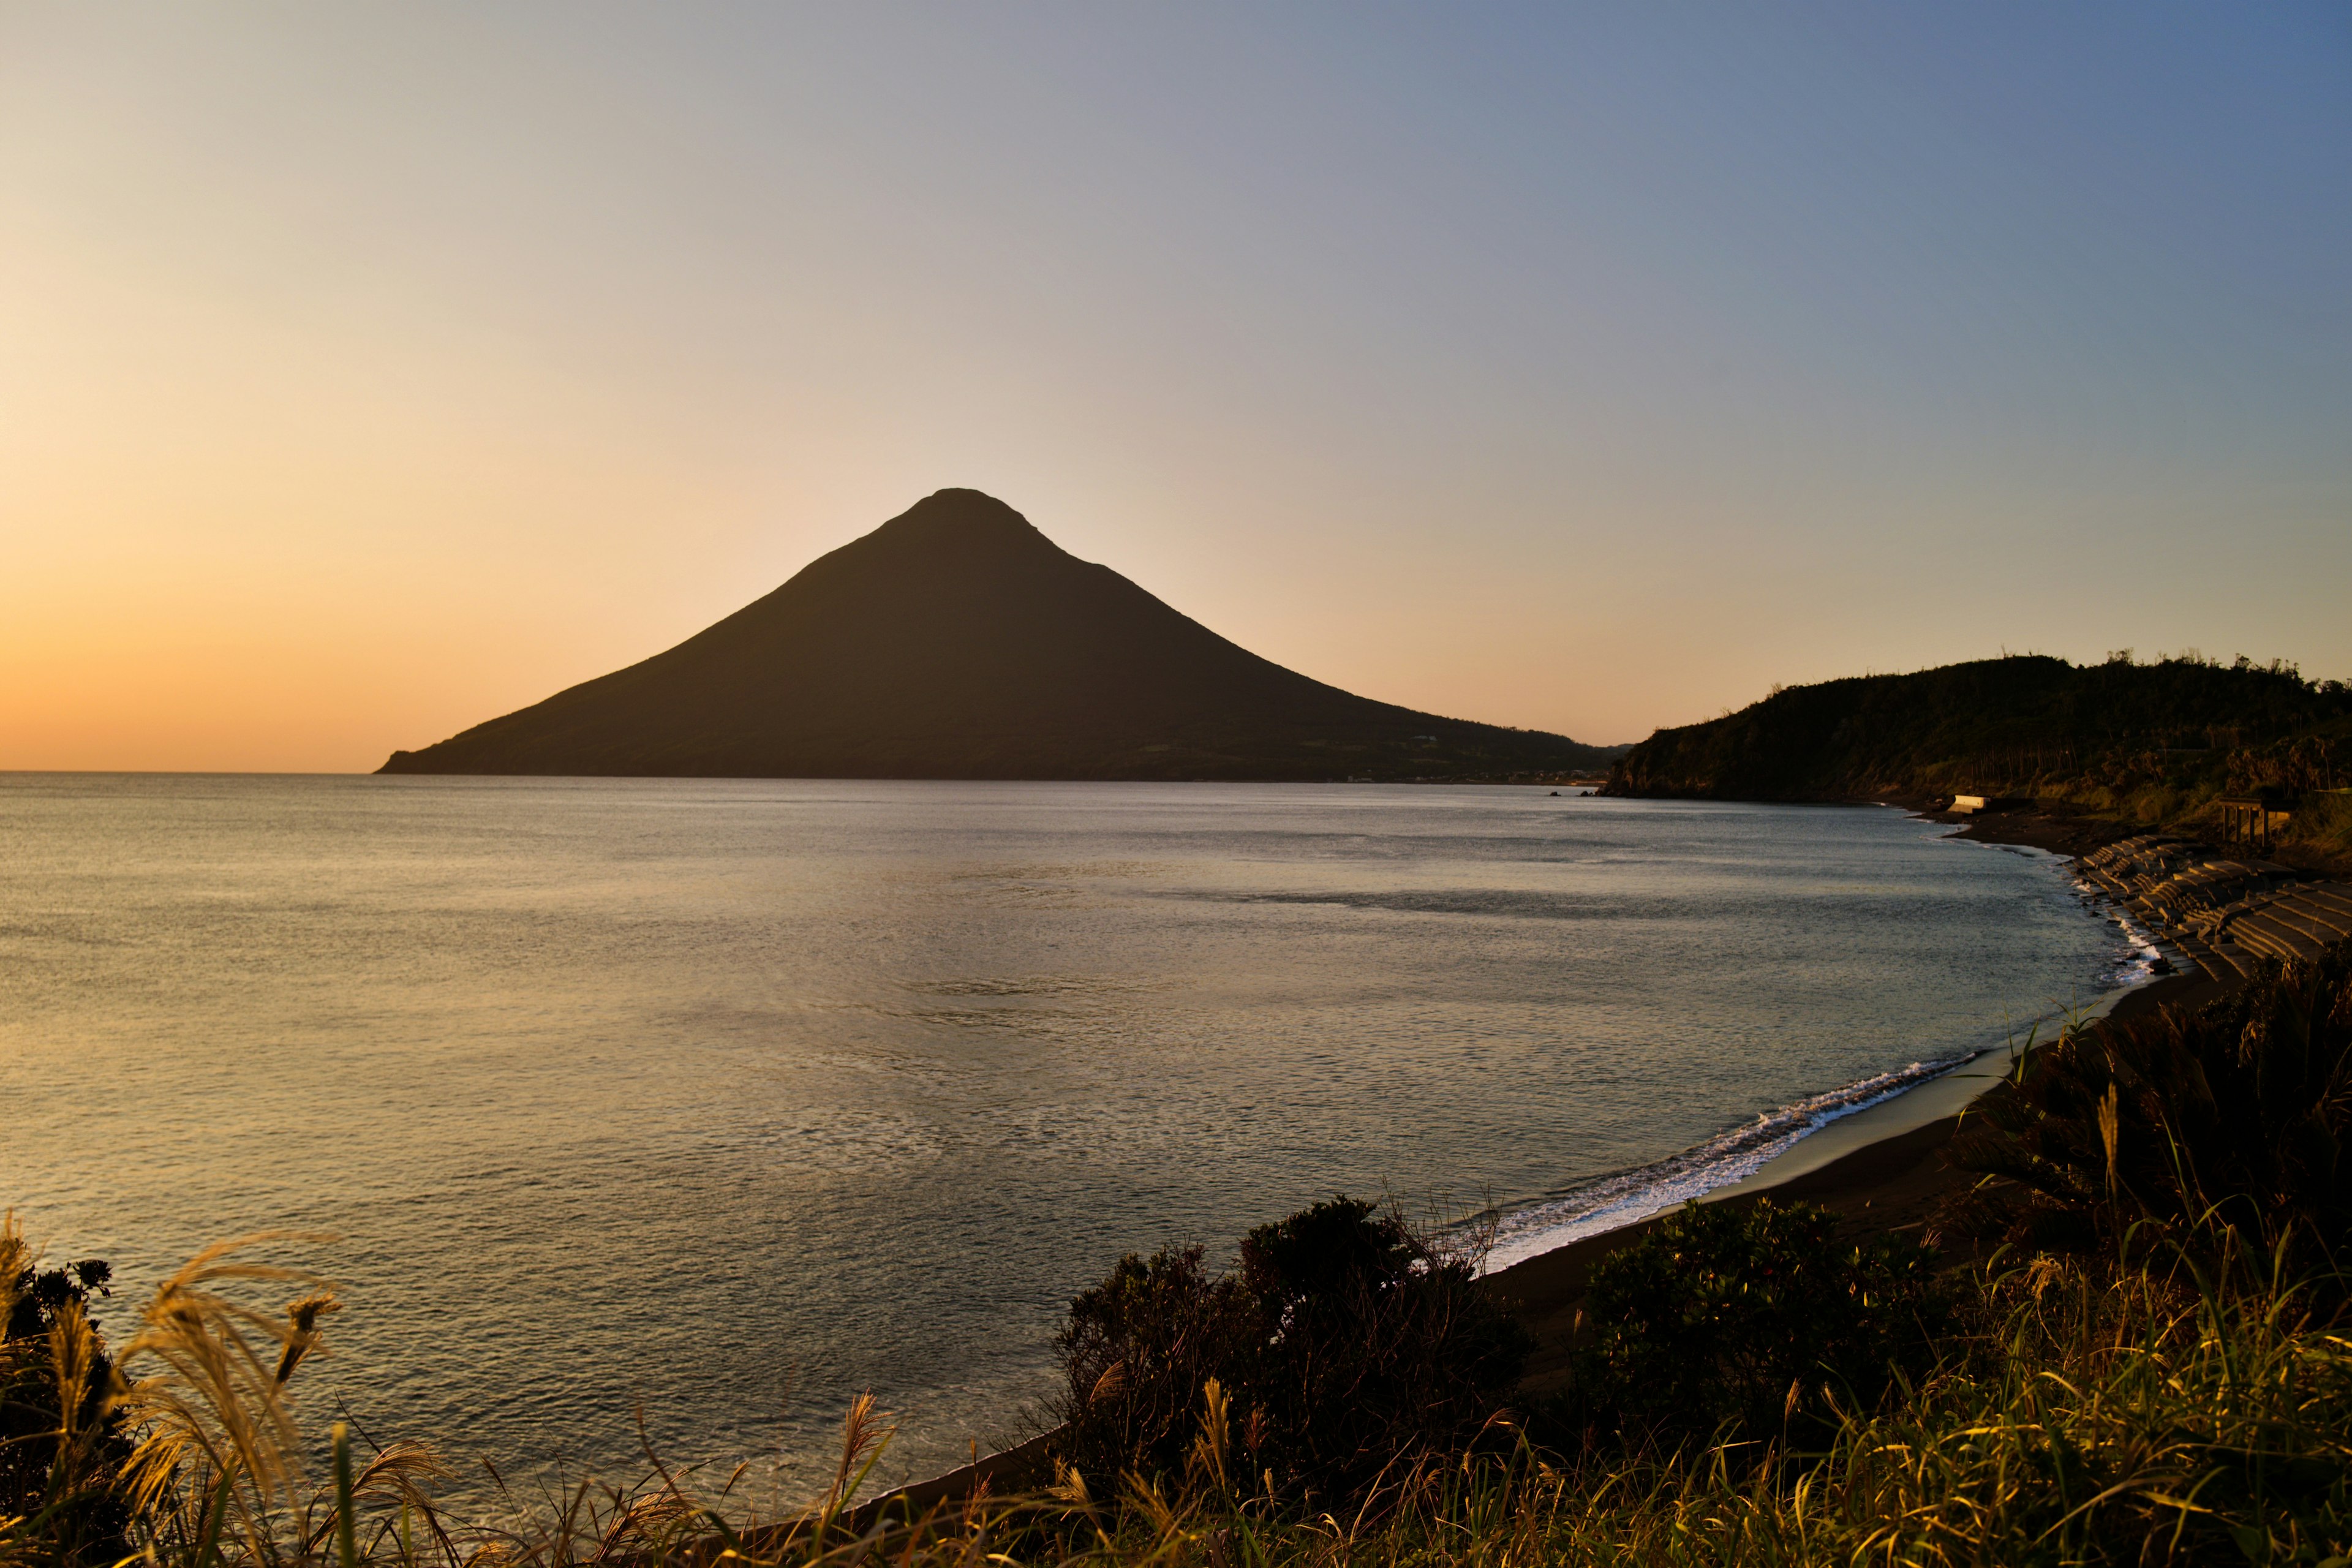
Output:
top-left (1603, 652), bottom-right (2352, 862)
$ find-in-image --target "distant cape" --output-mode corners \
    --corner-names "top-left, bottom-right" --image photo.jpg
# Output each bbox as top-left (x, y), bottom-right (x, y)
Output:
top-left (379, 489), bottom-right (1618, 782)
top-left (1599, 653), bottom-right (2351, 802)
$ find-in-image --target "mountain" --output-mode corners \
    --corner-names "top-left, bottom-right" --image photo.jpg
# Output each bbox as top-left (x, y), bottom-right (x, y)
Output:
top-left (1600, 654), bottom-right (2352, 803)
top-left (379, 489), bottom-right (1619, 781)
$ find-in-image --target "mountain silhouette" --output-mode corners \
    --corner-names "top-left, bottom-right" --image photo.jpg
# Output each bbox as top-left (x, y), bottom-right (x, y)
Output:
top-left (378, 489), bottom-right (1616, 781)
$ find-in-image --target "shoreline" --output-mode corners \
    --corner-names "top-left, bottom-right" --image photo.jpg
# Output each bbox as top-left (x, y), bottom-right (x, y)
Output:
top-left (1490, 801), bottom-right (2240, 1397)
top-left (1490, 962), bottom-right (2223, 1400)
top-left (1480, 802), bottom-right (2156, 1270)
top-left (860, 801), bottom-right (2228, 1512)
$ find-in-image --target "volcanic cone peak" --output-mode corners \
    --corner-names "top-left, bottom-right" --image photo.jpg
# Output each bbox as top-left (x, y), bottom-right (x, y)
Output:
top-left (869, 487), bottom-right (1050, 549)
top-left (379, 489), bottom-right (1619, 782)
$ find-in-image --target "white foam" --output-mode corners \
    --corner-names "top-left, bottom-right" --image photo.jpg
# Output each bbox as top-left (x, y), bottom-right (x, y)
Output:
top-left (1479, 851), bottom-right (2159, 1275)
top-left (1480, 1052), bottom-right (1974, 1272)
top-left (2069, 872), bottom-right (2169, 987)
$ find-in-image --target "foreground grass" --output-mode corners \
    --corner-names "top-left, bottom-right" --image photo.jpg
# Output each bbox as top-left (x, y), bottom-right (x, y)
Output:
top-left (7, 1219), bottom-right (2346, 1568)
top-left (1529, 1246), bottom-right (2350, 1564)
top-left (1026, 1234), bottom-right (2352, 1566)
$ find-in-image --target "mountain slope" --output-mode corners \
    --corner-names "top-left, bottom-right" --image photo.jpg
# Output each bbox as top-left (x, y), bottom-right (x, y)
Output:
top-left (1601, 654), bottom-right (2351, 802)
top-left (379, 489), bottom-right (1616, 780)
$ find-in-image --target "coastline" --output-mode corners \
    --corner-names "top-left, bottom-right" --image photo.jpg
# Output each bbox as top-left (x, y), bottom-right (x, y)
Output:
top-left (858, 800), bottom-right (2221, 1512)
top-left (1480, 800), bottom-right (2160, 1271)
top-left (1492, 962), bottom-right (2222, 1400)
top-left (1490, 801), bottom-right (2237, 1397)
top-left (1710, 797), bottom-right (2234, 1188)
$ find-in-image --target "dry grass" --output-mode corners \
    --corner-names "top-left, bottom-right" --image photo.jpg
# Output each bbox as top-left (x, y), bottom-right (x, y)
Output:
top-left (5, 1208), bottom-right (2348, 1568)
top-left (1008, 1227), bottom-right (2351, 1566)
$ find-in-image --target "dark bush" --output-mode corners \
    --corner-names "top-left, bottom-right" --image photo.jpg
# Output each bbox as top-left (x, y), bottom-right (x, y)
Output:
top-left (2, 1251), bottom-right (134, 1564)
top-left (1943, 939), bottom-right (2352, 1261)
top-left (1570, 1198), bottom-right (1947, 1450)
top-left (1050, 1243), bottom-right (1255, 1490)
top-left (1050, 1197), bottom-right (1529, 1505)
top-left (1235, 1199), bottom-right (1531, 1496)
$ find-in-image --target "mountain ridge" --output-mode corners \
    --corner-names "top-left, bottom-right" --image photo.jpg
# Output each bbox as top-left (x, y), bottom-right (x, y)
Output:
top-left (1599, 654), bottom-right (2351, 805)
top-left (379, 489), bottom-right (1619, 781)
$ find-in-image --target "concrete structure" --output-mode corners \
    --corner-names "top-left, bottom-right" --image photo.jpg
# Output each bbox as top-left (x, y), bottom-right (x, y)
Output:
top-left (2218, 792), bottom-right (2295, 853)
top-left (2078, 833), bottom-right (2350, 983)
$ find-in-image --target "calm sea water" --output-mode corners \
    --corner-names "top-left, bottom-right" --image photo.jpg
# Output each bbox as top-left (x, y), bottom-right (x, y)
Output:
top-left (1, 775), bottom-right (2135, 1498)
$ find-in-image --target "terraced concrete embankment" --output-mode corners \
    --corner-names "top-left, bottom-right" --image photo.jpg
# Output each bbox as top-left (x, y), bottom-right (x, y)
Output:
top-left (2079, 834), bottom-right (2352, 983)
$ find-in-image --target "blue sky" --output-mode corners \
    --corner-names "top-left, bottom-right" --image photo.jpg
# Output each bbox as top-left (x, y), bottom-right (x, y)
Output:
top-left (3, 4), bottom-right (2345, 766)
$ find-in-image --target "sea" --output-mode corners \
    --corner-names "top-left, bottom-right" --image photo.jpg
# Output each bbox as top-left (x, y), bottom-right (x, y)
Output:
top-left (0, 775), bottom-right (2146, 1501)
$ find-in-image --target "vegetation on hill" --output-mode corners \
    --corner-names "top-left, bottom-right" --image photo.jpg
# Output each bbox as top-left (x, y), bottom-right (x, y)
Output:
top-left (379, 491), bottom-right (1619, 783)
top-left (9, 944), bottom-right (2351, 1566)
top-left (1604, 652), bottom-right (2352, 863)
top-left (1943, 940), bottom-right (2352, 1261)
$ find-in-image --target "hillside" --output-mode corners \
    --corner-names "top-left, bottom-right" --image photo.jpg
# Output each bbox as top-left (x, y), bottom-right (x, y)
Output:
top-left (379, 489), bottom-right (1618, 782)
top-left (1600, 653), bottom-right (2352, 862)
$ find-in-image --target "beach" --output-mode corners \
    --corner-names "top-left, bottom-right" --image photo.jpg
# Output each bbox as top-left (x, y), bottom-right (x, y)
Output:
top-left (1489, 964), bottom-right (2214, 1398)
top-left (1491, 799), bottom-right (2273, 1401)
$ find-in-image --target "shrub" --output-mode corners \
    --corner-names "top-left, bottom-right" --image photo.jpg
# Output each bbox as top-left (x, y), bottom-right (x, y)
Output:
top-left (1235, 1199), bottom-right (1531, 1497)
top-left (1570, 1197), bottom-right (1948, 1450)
top-left (2293, 789), bottom-right (2352, 861)
top-left (1050, 1197), bottom-right (1529, 1505)
top-left (1359, 1237), bottom-right (2350, 1565)
top-left (1, 1220), bottom-right (134, 1566)
top-left (1944, 939), bottom-right (2352, 1262)
top-left (1050, 1243), bottom-right (1253, 1491)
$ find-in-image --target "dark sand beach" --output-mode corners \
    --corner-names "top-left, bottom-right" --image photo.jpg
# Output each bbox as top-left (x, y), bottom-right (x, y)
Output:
top-left (1490, 965), bottom-right (2215, 1398)
top-left (1493, 802), bottom-right (2252, 1396)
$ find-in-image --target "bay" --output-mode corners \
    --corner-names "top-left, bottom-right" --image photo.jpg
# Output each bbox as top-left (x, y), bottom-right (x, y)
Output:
top-left (0, 775), bottom-right (2136, 1497)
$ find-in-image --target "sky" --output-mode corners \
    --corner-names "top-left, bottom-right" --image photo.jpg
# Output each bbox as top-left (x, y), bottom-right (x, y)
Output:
top-left (3, 4), bottom-right (2347, 771)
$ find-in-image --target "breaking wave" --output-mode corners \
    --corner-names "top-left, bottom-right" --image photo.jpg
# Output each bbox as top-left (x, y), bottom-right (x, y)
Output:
top-left (1480, 1054), bottom-right (1980, 1272)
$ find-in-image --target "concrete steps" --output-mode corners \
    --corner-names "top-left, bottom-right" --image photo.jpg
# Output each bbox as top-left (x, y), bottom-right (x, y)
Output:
top-left (2073, 829), bottom-right (2345, 987)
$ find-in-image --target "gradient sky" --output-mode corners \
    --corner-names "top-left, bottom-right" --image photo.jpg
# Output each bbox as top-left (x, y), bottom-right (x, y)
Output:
top-left (4, 5), bottom-right (2347, 771)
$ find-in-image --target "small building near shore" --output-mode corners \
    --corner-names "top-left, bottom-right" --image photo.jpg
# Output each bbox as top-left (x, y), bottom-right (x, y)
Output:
top-left (1947, 794), bottom-right (2024, 815)
top-left (2218, 790), bottom-right (2296, 853)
